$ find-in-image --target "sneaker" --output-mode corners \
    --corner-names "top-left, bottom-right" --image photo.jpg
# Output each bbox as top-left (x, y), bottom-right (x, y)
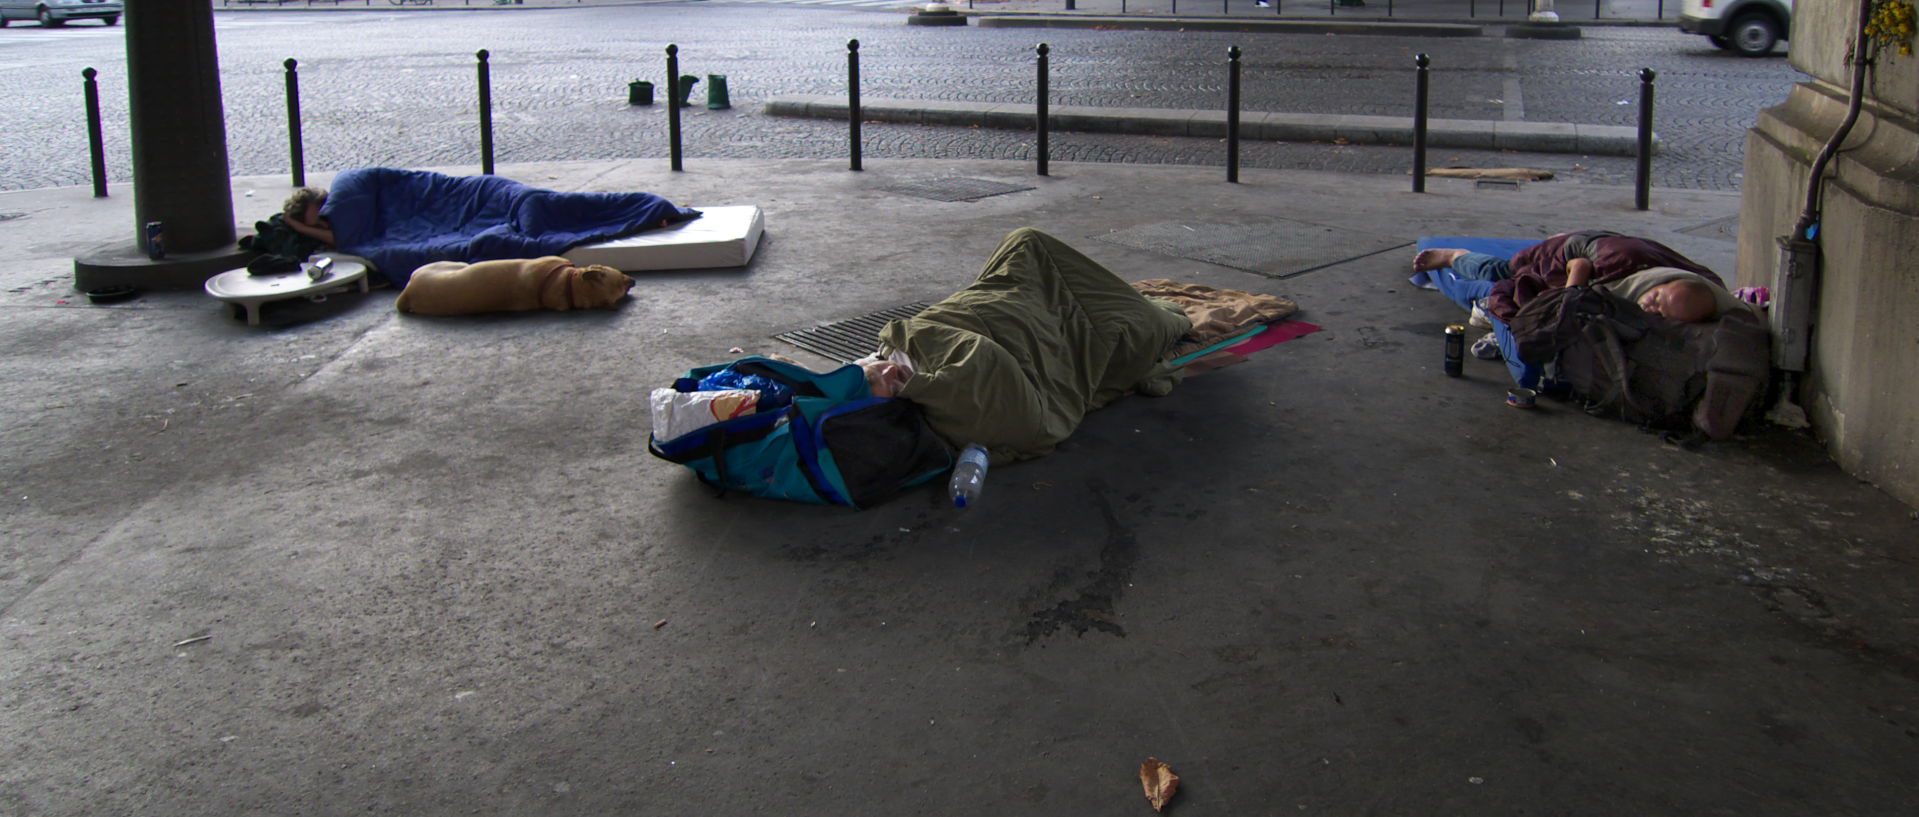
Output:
top-left (1468, 302), bottom-right (1493, 330)
top-left (1471, 334), bottom-right (1502, 360)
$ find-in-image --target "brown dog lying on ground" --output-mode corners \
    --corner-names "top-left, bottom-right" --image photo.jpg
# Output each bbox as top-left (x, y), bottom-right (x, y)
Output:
top-left (395, 256), bottom-right (635, 316)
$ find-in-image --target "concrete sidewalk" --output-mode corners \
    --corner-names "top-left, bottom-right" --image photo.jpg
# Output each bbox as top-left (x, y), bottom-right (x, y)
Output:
top-left (3, 157), bottom-right (1916, 815)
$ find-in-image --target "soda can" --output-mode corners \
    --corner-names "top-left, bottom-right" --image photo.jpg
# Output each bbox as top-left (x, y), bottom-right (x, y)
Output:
top-left (1443, 324), bottom-right (1465, 377)
top-left (144, 221), bottom-right (165, 260)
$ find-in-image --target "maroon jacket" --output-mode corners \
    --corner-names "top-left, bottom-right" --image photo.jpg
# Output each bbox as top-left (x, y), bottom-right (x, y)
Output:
top-left (1486, 231), bottom-right (1723, 321)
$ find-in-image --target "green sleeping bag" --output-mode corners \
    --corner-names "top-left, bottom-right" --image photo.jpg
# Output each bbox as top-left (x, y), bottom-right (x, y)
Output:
top-left (879, 228), bottom-right (1191, 464)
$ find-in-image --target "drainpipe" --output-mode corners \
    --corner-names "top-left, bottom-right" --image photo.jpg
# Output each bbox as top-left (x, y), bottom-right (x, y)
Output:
top-left (1768, 0), bottom-right (1874, 428)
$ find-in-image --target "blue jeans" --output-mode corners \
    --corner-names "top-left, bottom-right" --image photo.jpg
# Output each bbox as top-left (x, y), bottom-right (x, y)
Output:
top-left (1449, 252), bottom-right (1513, 282)
top-left (1427, 253), bottom-right (1540, 388)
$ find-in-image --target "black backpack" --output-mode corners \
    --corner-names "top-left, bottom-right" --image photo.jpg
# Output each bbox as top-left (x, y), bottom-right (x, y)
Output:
top-left (1507, 286), bottom-right (1771, 445)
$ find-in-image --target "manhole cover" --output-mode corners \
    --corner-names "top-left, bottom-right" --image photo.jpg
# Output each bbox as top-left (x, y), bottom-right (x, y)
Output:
top-left (1097, 219), bottom-right (1407, 278)
top-left (876, 177), bottom-right (1035, 203)
top-left (773, 302), bottom-right (933, 363)
top-left (1677, 215), bottom-right (1740, 243)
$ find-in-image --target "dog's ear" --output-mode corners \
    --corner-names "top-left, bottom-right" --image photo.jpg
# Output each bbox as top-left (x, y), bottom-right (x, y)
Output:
top-left (580, 266), bottom-right (629, 286)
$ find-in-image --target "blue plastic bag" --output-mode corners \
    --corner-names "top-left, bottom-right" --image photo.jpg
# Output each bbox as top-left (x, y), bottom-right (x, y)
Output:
top-left (696, 366), bottom-right (795, 410)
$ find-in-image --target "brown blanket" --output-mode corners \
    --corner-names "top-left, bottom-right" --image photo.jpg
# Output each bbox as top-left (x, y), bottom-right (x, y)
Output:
top-left (1131, 279), bottom-right (1298, 360)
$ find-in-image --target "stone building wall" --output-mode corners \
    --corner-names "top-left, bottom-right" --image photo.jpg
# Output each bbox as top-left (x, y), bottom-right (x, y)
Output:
top-left (1739, 0), bottom-right (1919, 506)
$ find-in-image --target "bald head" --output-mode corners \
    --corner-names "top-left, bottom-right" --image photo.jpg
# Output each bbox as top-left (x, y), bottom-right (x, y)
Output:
top-left (1638, 279), bottom-right (1717, 323)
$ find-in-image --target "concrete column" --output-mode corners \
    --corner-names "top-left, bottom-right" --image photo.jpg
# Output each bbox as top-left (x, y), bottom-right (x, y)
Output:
top-left (1739, 0), bottom-right (1919, 507)
top-left (125, 0), bottom-right (235, 254)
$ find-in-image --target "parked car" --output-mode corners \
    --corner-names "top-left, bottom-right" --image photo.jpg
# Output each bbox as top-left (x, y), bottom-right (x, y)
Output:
top-left (0, 0), bottom-right (122, 28)
top-left (1680, 0), bottom-right (1793, 57)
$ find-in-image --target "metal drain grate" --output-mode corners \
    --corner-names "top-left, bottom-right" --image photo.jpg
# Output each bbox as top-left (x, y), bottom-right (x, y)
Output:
top-left (1475, 179), bottom-right (1522, 190)
top-left (876, 177), bottom-right (1035, 203)
top-left (773, 302), bottom-right (932, 363)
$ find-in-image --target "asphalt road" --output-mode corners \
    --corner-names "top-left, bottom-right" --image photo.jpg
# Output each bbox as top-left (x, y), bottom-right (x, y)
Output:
top-left (0, 4), bottom-right (1806, 195)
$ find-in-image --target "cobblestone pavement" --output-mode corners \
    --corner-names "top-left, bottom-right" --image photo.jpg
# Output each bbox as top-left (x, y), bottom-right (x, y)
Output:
top-left (0, 5), bottom-right (1803, 194)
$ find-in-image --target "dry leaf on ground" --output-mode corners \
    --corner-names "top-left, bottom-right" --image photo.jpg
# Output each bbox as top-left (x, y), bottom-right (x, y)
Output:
top-left (1139, 757), bottom-right (1180, 812)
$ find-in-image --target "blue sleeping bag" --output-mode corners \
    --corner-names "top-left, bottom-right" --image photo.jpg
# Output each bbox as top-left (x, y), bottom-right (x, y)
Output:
top-left (320, 168), bottom-right (702, 285)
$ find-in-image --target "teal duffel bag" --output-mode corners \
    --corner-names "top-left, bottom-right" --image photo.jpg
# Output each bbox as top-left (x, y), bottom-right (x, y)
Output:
top-left (646, 357), bottom-right (952, 509)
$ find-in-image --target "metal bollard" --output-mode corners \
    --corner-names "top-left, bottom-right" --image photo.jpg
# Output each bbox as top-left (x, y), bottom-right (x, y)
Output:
top-left (81, 67), bottom-right (107, 198)
top-left (1594, 0), bottom-right (1601, 18)
top-left (476, 50), bottom-right (494, 175)
top-left (1036, 43), bottom-right (1049, 177)
top-left (848, 40), bottom-right (862, 172)
top-left (1413, 53), bottom-right (1430, 193)
top-left (285, 58), bottom-right (306, 188)
top-left (1636, 68), bottom-right (1655, 211)
top-left (667, 45), bottom-right (683, 171)
top-left (1227, 46), bottom-right (1241, 184)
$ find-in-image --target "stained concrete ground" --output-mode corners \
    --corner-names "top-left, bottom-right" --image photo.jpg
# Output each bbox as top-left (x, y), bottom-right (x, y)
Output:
top-left (3, 158), bottom-right (1916, 815)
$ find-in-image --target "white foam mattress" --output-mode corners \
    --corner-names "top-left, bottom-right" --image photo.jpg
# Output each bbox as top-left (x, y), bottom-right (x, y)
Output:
top-left (567, 205), bottom-right (764, 271)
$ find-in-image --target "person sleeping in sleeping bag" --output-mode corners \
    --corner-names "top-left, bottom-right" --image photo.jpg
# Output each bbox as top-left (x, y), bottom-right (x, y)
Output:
top-left (276, 169), bottom-right (699, 285)
top-left (853, 228), bottom-right (1193, 465)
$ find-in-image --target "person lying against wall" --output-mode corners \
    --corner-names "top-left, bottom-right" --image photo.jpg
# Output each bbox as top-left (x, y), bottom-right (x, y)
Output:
top-left (1413, 231), bottom-right (1745, 390)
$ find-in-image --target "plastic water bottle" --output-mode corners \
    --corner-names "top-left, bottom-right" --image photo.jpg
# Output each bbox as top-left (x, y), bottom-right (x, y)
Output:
top-left (948, 444), bottom-right (989, 508)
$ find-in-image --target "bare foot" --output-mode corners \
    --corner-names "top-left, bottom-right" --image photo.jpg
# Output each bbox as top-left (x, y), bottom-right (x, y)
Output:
top-left (1413, 248), bottom-right (1468, 272)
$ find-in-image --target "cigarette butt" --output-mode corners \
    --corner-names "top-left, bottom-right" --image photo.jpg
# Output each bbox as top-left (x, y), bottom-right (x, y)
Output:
top-left (653, 619), bottom-right (668, 629)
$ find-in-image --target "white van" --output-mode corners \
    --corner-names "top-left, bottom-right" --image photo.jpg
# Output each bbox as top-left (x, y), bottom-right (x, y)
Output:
top-left (1679, 0), bottom-right (1793, 57)
top-left (0, 0), bottom-right (122, 28)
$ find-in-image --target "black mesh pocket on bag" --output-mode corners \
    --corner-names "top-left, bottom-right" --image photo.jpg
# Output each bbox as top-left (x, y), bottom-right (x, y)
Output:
top-left (820, 400), bottom-right (952, 508)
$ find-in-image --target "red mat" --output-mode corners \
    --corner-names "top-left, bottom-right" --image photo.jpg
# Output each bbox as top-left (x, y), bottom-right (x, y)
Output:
top-left (1226, 320), bottom-right (1322, 355)
top-left (1182, 320), bottom-right (1323, 376)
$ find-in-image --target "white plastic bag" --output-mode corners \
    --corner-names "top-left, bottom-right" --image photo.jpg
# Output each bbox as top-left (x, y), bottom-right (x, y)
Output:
top-left (650, 388), bottom-right (762, 440)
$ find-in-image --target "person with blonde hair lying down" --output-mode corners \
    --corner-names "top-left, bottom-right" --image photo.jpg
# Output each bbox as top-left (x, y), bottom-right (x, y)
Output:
top-left (274, 168), bottom-right (699, 286)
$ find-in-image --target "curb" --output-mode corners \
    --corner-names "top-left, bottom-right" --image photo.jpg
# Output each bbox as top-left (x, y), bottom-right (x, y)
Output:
top-left (764, 94), bottom-right (1655, 156)
top-left (974, 14), bottom-right (1484, 36)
